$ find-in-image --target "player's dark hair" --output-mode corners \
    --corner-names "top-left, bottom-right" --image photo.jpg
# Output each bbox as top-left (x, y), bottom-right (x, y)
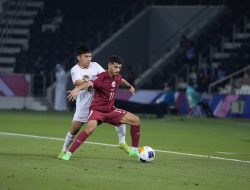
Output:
top-left (108, 55), bottom-right (124, 65)
top-left (76, 43), bottom-right (91, 55)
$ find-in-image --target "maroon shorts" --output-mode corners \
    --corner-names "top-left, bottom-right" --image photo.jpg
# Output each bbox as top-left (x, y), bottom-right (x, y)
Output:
top-left (88, 108), bottom-right (127, 126)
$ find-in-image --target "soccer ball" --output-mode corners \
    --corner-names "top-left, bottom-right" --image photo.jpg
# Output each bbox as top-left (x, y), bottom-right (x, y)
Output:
top-left (139, 146), bottom-right (155, 163)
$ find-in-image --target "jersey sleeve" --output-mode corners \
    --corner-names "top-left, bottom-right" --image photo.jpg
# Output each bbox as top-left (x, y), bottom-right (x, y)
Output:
top-left (71, 67), bottom-right (82, 85)
top-left (91, 73), bottom-right (104, 89)
top-left (118, 74), bottom-right (123, 86)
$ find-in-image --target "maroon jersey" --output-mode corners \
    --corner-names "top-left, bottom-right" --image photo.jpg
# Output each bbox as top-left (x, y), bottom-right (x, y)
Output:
top-left (90, 71), bottom-right (122, 112)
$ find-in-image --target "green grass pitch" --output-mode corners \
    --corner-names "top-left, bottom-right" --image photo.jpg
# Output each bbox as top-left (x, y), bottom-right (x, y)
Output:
top-left (0, 110), bottom-right (250, 190)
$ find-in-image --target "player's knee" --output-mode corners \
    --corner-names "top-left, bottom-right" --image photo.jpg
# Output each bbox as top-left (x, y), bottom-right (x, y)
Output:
top-left (71, 121), bottom-right (83, 135)
top-left (71, 126), bottom-right (81, 135)
top-left (133, 115), bottom-right (140, 126)
top-left (85, 128), bottom-right (94, 135)
top-left (86, 125), bottom-right (96, 135)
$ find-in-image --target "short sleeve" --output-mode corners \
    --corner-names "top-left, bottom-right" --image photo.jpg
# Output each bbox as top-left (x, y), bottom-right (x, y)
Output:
top-left (91, 73), bottom-right (103, 89)
top-left (71, 67), bottom-right (82, 85)
top-left (117, 75), bottom-right (123, 86)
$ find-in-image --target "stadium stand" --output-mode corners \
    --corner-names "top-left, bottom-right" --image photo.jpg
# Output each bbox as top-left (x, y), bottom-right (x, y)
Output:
top-left (1, 0), bottom-right (250, 96)
top-left (141, 0), bottom-right (250, 92)
top-left (13, 0), bottom-right (137, 74)
top-left (195, 0), bottom-right (250, 94)
top-left (0, 0), bottom-right (43, 73)
top-left (1, 0), bottom-right (139, 96)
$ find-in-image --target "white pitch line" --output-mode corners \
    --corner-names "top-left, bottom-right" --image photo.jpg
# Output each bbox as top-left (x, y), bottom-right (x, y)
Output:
top-left (154, 149), bottom-right (250, 163)
top-left (216, 152), bottom-right (237, 155)
top-left (1, 131), bottom-right (250, 164)
top-left (0, 131), bottom-right (117, 147)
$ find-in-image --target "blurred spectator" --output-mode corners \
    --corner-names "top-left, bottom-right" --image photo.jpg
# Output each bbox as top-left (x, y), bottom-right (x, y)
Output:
top-left (233, 69), bottom-right (250, 90)
top-left (198, 63), bottom-right (211, 92)
top-left (32, 55), bottom-right (42, 74)
top-left (32, 55), bottom-right (47, 75)
top-left (155, 83), bottom-right (175, 118)
top-left (216, 63), bottom-right (227, 80)
top-left (42, 9), bottom-right (63, 32)
top-left (243, 69), bottom-right (250, 84)
top-left (189, 67), bottom-right (198, 89)
top-left (179, 35), bottom-right (197, 70)
top-left (54, 64), bottom-right (69, 111)
top-left (186, 85), bottom-right (215, 118)
top-left (210, 63), bottom-right (218, 82)
top-left (234, 77), bottom-right (244, 89)
top-left (32, 56), bottom-right (48, 96)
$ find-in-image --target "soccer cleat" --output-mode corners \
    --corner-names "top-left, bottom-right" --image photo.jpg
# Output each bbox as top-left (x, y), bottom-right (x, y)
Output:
top-left (61, 151), bottom-right (72, 161)
top-left (117, 143), bottom-right (130, 153)
top-left (129, 149), bottom-right (139, 159)
top-left (57, 151), bottom-right (66, 159)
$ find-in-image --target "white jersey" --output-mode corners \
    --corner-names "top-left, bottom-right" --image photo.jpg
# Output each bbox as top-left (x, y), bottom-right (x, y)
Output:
top-left (71, 62), bottom-right (104, 122)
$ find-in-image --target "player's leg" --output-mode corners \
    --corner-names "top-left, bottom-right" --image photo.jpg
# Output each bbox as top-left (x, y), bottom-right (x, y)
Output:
top-left (119, 112), bottom-right (140, 158)
top-left (199, 102), bottom-right (214, 118)
top-left (61, 120), bottom-right (99, 160)
top-left (57, 105), bottom-right (88, 158)
top-left (116, 124), bottom-right (126, 144)
top-left (116, 124), bottom-right (130, 153)
top-left (57, 121), bottom-right (83, 158)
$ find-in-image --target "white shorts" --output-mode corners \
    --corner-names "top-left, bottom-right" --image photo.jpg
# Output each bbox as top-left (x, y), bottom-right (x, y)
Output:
top-left (73, 103), bottom-right (90, 123)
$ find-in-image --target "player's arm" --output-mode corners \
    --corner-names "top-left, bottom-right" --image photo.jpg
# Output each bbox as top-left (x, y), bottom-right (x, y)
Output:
top-left (67, 81), bottom-right (93, 101)
top-left (74, 75), bottom-right (89, 87)
top-left (121, 78), bottom-right (135, 95)
top-left (74, 79), bottom-right (83, 87)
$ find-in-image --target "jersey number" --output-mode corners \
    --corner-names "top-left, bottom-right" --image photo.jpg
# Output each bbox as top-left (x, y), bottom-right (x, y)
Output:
top-left (109, 92), bottom-right (115, 101)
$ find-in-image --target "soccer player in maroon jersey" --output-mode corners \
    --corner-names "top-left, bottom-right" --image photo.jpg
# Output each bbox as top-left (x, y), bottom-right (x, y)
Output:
top-left (62, 55), bottom-right (140, 160)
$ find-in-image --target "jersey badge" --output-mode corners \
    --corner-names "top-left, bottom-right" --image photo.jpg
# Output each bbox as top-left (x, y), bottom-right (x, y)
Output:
top-left (111, 81), bottom-right (116, 88)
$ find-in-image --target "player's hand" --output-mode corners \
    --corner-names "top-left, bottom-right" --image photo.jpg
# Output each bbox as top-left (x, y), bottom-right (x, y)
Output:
top-left (129, 86), bottom-right (135, 95)
top-left (67, 88), bottom-right (79, 101)
top-left (82, 75), bottom-right (89, 82)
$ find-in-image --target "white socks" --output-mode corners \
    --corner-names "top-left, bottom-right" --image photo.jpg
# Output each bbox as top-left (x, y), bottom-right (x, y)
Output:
top-left (115, 124), bottom-right (126, 144)
top-left (62, 132), bottom-right (75, 152)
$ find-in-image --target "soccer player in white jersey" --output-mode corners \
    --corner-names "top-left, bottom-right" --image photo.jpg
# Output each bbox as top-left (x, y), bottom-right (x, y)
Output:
top-left (57, 44), bottom-right (129, 158)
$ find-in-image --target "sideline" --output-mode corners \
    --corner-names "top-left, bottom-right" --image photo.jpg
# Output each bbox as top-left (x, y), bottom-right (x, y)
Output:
top-left (0, 131), bottom-right (250, 164)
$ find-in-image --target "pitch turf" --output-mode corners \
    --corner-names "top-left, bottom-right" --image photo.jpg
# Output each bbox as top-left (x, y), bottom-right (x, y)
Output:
top-left (0, 110), bottom-right (250, 190)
